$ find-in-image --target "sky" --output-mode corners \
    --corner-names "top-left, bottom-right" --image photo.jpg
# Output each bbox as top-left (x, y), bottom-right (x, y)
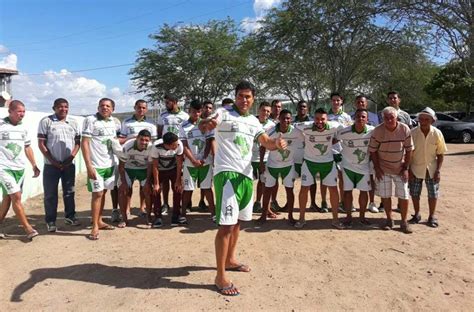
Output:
top-left (0, 0), bottom-right (283, 114)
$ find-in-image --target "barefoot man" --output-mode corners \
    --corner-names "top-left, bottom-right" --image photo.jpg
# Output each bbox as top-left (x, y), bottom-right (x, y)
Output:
top-left (199, 81), bottom-right (287, 296)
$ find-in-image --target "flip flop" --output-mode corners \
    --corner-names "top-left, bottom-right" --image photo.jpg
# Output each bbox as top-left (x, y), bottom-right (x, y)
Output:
top-left (267, 212), bottom-right (278, 219)
top-left (427, 217), bottom-right (439, 228)
top-left (99, 224), bottom-right (115, 230)
top-left (87, 233), bottom-right (99, 240)
top-left (331, 222), bottom-right (345, 230)
top-left (117, 221), bottom-right (127, 228)
top-left (226, 264), bottom-right (251, 272)
top-left (215, 283), bottom-right (240, 296)
top-left (26, 229), bottom-right (39, 240)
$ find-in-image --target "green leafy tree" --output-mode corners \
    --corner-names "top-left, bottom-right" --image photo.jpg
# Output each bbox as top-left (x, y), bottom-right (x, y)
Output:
top-left (130, 19), bottom-right (248, 103)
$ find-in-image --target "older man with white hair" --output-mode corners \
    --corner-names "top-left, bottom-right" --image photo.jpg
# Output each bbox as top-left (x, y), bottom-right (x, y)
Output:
top-left (408, 107), bottom-right (447, 228)
top-left (369, 106), bottom-right (414, 233)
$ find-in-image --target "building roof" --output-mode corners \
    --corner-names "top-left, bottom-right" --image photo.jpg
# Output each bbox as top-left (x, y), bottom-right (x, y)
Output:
top-left (0, 68), bottom-right (19, 75)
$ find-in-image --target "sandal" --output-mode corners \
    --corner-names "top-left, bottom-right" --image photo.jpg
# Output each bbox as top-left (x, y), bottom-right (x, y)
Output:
top-left (331, 222), bottom-right (345, 230)
top-left (99, 224), bottom-right (115, 230)
top-left (427, 217), bottom-right (438, 228)
top-left (117, 221), bottom-right (127, 228)
top-left (87, 233), bottom-right (99, 240)
top-left (226, 264), bottom-right (251, 272)
top-left (26, 229), bottom-right (39, 240)
top-left (215, 283), bottom-right (240, 296)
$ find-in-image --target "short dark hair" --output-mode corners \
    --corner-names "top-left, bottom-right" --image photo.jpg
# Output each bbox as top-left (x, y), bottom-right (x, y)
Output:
top-left (164, 94), bottom-right (178, 102)
top-left (163, 132), bottom-right (179, 145)
top-left (271, 99), bottom-right (281, 107)
top-left (138, 129), bottom-right (151, 137)
top-left (387, 91), bottom-right (399, 97)
top-left (202, 99), bottom-right (213, 106)
top-left (99, 97), bottom-right (115, 109)
top-left (355, 94), bottom-right (367, 101)
top-left (297, 100), bottom-right (308, 108)
top-left (259, 101), bottom-right (271, 108)
top-left (9, 100), bottom-right (25, 111)
top-left (221, 98), bottom-right (234, 106)
top-left (189, 99), bottom-right (203, 110)
top-left (235, 80), bottom-right (256, 97)
top-left (53, 98), bottom-right (68, 108)
top-left (279, 109), bottom-right (292, 117)
top-left (314, 108), bottom-right (328, 115)
top-left (354, 108), bottom-right (368, 116)
top-left (135, 99), bottom-right (147, 106)
top-left (330, 92), bottom-right (343, 101)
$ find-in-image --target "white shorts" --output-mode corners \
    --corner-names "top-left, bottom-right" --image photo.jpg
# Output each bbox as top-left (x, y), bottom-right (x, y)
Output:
top-left (183, 165), bottom-right (213, 191)
top-left (375, 174), bottom-right (409, 199)
top-left (87, 166), bottom-right (116, 193)
top-left (264, 165), bottom-right (295, 188)
top-left (342, 167), bottom-right (371, 192)
top-left (0, 169), bottom-right (25, 195)
top-left (300, 160), bottom-right (338, 187)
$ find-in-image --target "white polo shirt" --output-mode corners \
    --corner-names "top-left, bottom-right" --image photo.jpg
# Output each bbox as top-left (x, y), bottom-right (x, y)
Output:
top-left (157, 109), bottom-right (189, 136)
top-left (337, 125), bottom-right (374, 174)
top-left (119, 115), bottom-right (157, 140)
top-left (295, 121), bottom-right (340, 163)
top-left (0, 117), bottom-right (30, 170)
top-left (37, 114), bottom-right (81, 164)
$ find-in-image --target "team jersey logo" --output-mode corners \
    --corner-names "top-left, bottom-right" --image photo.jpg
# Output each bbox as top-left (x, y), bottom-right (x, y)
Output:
top-left (278, 149), bottom-right (291, 161)
top-left (167, 126), bottom-right (179, 134)
top-left (234, 135), bottom-right (249, 156)
top-left (314, 143), bottom-right (328, 155)
top-left (192, 139), bottom-right (205, 153)
top-left (353, 148), bottom-right (367, 164)
top-left (4, 143), bottom-right (21, 159)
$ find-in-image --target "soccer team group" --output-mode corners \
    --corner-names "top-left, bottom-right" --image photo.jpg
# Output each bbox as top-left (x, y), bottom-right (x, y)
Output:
top-left (0, 81), bottom-right (447, 295)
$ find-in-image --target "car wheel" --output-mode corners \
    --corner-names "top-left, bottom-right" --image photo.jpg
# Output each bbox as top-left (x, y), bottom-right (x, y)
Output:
top-left (461, 130), bottom-right (472, 143)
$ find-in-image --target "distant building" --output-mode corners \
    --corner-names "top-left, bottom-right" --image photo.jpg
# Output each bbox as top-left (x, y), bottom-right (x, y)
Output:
top-left (0, 68), bottom-right (18, 107)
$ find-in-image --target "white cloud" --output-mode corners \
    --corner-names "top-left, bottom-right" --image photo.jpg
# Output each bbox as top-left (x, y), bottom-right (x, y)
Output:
top-left (0, 45), bottom-right (10, 54)
top-left (242, 0), bottom-right (282, 33)
top-left (0, 53), bottom-right (18, 70)
top-left (11, 70), bottom-right (140, 115)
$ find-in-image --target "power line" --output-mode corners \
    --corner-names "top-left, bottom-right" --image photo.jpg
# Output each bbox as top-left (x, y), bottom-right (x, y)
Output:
top-left (19, 63), bottom-right (135, 76)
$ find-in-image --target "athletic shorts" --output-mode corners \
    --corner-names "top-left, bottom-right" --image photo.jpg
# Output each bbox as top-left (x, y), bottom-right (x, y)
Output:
top-left (87, 166), bottom-right (116, 192)
top-left (0, 169), bottom-right (25, 195)
top-left (409, 174), bottom-right (439, 199)
top-left (251, 161), bottom-right (266, 183)
top-left (294, 163), bottom-right (302, 177)
top-left (264, 165), bottom-right (295, 188)
top-left (118, 168), bottom-right (147, 188)
top-left (214, 171), bottom-right (253, 225)
top-left (375, 174), bottom-right (409, 199)
top-left (342, 167), bottom-right (371, 191)
top-left (300, 160), bottom-right (337, 187)
top-left (183, 164), bottom-right (212, 191)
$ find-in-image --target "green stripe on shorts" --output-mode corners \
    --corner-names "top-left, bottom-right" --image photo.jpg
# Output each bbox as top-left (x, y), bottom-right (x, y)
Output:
top-left (187, 165), bottom-right (210, 186)
top-left (87, 166), bottom-right (115, 192)
top-left (214, 171), bottom-right (253, 222)
top-left (0, 169), bottom-right (25, 195)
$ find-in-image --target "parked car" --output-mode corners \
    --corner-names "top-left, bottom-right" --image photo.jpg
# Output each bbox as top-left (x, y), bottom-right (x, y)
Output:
top-left (434, 113), bottom-right (474, 143)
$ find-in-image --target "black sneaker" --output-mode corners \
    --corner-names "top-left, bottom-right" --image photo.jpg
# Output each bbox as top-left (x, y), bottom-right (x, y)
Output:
top-left (171, 216), bottom-right (188, 227)
top-left (381, 219), bottom-right (394, 230)
top-left (198, 199), bottom-right (208, 211)
top-left (65, 217), bottom-right (81, 226)
top-left (47, 222), bottom-right (57, 232)
top-left (161, 204), bottom-right (169, 215)
top-left (152, 218), bottom-right (163, 228)
top-left (408, 214), bottom-right (421, 224)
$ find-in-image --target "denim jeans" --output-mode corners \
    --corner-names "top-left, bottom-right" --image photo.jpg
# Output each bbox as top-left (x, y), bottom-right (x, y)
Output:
top-left (43, 164), bottom-right (76, 223)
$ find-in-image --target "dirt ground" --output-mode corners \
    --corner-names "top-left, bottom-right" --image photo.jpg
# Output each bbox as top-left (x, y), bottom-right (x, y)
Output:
top-left (0, 143), bottom-right (473, 311)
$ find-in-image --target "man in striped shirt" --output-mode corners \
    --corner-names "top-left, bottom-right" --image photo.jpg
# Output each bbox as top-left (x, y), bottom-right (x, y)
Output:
top-left (369, 106), bottom-right (414, 234)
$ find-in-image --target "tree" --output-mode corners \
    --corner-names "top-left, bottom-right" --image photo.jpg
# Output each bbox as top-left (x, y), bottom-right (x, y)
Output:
top-left (130, 19), bottom-right (248, 103)
top-left (425, 60), bottom-right (474, 112)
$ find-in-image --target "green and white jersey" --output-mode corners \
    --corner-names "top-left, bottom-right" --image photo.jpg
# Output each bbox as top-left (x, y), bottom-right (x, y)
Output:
top-left (295, 121), bottom-right (340, 163)
top-left (82, 113), bottom-right (118, 168)
top-left (149, 138), bottom-right (184, 171)
top-left (120, 139), bottom-right (152, 170)
top-left (266, 124), bottom-right (304, 168)
top-left (179, 119), bottom-right (214, 167)
top-left (37, 114), bottom-right (81, 164)
top-left (120, 115), bottom-right (157, 139)
top-left (337, 125), bottom-right (374, 174)
top-left (292, 120), bottom-right (311, 164)
top-left (0, 117), bottom-right (30, 170)
top-left (328, 110), bottom-right (353, 153)
top-left (213, 106), bottom-right (265, 179)
top-left (251, 118), bottom-right (275, 162)
top-left (157, 109), bottom-right (189, 136)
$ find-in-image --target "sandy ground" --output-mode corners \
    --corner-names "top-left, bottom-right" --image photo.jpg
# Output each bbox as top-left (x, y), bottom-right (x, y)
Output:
top-left (0, 143), bottom-right (473, 311)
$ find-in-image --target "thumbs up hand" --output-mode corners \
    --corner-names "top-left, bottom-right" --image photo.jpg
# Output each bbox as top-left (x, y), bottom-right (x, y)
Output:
top-left (276, 132), bottom-right (288, 150)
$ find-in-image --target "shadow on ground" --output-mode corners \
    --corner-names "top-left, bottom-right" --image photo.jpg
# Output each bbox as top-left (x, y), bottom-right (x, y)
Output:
top-left (11, 263), bottom-right (215, 302)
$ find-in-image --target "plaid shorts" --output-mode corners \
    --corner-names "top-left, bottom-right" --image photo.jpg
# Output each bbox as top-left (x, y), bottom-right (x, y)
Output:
top-left (409, 175), bottom-right (439, 199)
top-left (375, 174), bottom-right (409, 199)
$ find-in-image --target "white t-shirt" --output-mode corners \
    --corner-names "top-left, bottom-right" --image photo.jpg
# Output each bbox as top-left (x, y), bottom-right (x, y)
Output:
top-left (0, 117), bottom-right (30, 170)
top-left (37, 114), bottom-right (81, 164)
top-left (82, 114), bottom-right (118, 169)
top-left (337, 125), bottom-right (374, 174)
top-left (120, 115), bottom-right (157, 140)
top-left (251, 118), bottom-right (275, 162)
top-left (295, 121), bottom-right (340, 163)
top-left (149, 139), bottom-right (184, 171)
top-left (179, 119), bottom-right (214, 167)
top-left (157, 109), bottom-right (189, 136)
top-left (266, 124), bottom-right (304, 168)
top-left (120, 139), bottom-right (152, 170)
top-left (213, 107), bottom-right (264, 179)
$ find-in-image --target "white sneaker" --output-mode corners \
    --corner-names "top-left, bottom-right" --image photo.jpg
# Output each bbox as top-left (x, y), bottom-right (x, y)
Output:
top-left (368, 202), bottom-right (379, 213)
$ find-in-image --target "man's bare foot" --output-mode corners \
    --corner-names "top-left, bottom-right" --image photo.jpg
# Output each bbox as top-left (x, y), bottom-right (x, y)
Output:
top-left (257, 216), bottom-right (267, 224)
top-left (215, 278), bottom-right (239, 296)
top-left (225, 263), bottom-right (251, 272)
